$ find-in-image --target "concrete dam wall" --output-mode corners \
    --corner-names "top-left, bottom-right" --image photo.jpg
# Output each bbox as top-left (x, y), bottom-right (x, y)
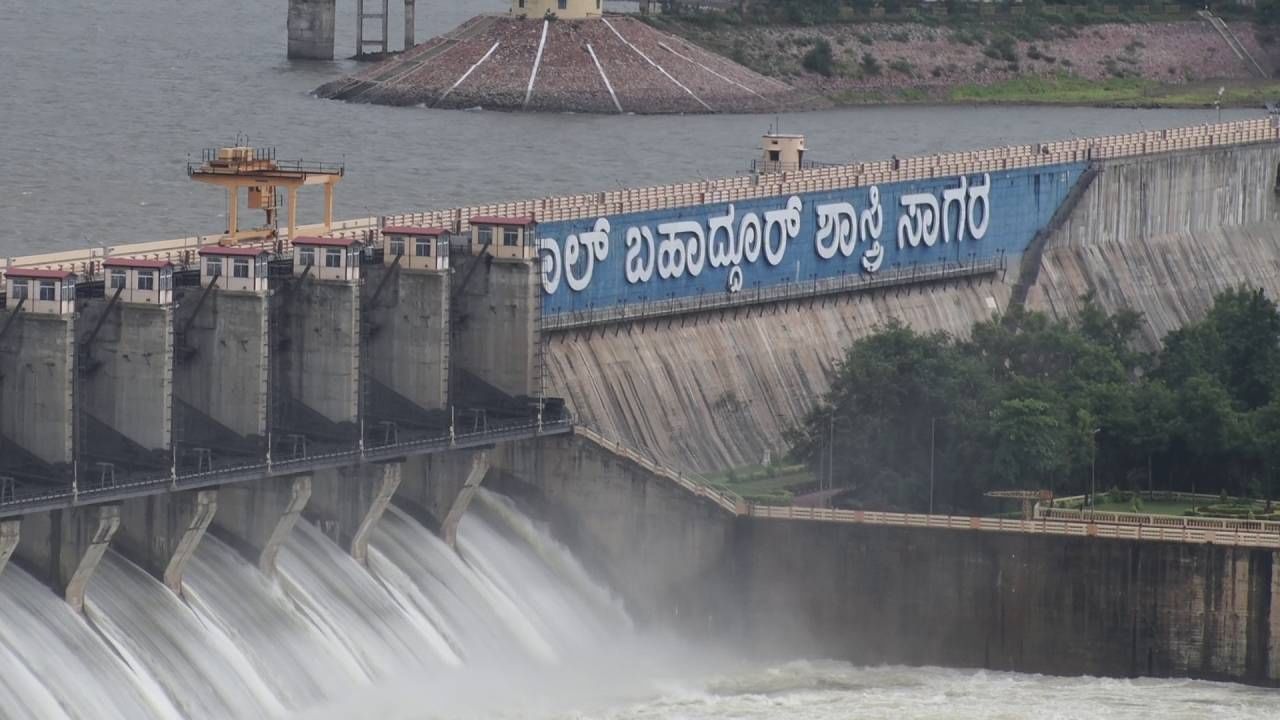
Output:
top-left (495, 433), bottom-right (1280, 687)
top-left (1028, 143), bottom-right (1280, 346)
top-left (546, 134), bottom-right (1280, 473)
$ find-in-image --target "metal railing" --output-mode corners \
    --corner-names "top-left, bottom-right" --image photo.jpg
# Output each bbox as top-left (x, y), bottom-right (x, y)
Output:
top-left (0, 416), bottom-right (573, 518)
top-left (544, 254), bottom-right (1004, 332)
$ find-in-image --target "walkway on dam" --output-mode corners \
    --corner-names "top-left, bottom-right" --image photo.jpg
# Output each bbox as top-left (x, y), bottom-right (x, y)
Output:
top-left (0, 417), bottom-right (571, 519)
top-left (574, 427), bottom-right (1280, 551)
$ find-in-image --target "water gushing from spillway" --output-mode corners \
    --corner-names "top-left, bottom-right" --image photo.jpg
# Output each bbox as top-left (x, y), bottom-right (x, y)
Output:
top-left (0, 489), bottom-right (656, 718)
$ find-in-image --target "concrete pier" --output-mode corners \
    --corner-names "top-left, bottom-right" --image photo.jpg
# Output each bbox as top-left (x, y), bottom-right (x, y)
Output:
top-left (211, 475), bottom-right (311, 576)
top-left (0, 312), bottom-right (76, 465)
top-left (77, 301), bottom-right (174, 451)
top-left (0, 519), bottom-right (19, 576)
top-left (174, 289), bottom-right (269, 447)
top-left (364, 266), bottom-right (449, 413)
top-left (307, 463), bottom-right (402, 565)
top-left (449, 256), bottom-right (540, 399)
top-left (287, 0), bottom-right (337, 60)
top-left (274, 280), bottom-right (360, 434)
top-left (14, 505), bottom-right (121, 611)
top-left (397, 450), bottom-right (489, 544)
top-left (115, 490), bottom-right (217, 595)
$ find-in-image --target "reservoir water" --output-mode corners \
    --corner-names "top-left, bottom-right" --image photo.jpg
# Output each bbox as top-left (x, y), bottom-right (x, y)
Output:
top-left (1, 1), bottom-right (1277, 716)
top-left (0, 0), bottom-right (1260, 256)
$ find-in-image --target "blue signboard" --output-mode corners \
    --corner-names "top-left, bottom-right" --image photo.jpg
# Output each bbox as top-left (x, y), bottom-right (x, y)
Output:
top-left (536, 163), bottom-right (1087, 316)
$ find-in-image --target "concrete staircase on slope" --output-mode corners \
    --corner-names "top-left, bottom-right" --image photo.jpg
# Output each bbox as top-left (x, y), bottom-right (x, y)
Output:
top-left (1199, 11), bottom-right (1269, 79)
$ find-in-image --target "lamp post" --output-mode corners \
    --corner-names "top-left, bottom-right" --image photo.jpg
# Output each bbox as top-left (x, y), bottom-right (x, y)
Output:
top-left (1090, 427), bottom-right (1102, 510)
top-left (930, 416), bottom-right (938, 515)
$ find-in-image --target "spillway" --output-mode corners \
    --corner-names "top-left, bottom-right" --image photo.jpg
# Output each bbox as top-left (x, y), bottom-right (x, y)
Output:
top-left (0, 488), bottom-right (645, 719)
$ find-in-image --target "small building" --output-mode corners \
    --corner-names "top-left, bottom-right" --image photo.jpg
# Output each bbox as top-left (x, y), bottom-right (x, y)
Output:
top-left (4, 268), bottom-right (77, 315)
top-left (102, 258), bottom-right (174, 306)
top-left (469, 215), bottom-right (537, 260)
top-left (197, 245), bottom-right (272, 293)
top-left (511, 0), bottom-right (602, 20)
top-left (758, 132), bottom-right (807, 173)
top-left (381, 226), bottom-right (451, 271)
top-left (292, 236), bottom-right (363, 282)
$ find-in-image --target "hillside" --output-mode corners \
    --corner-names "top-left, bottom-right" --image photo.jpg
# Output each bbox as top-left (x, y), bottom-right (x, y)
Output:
top-left (653, 13), bottom-right (1280, 106)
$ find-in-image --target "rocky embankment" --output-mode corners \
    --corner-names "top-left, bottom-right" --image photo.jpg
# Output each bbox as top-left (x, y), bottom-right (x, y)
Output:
top-left (315, 15), bottom-right (827, 114)
top-left (661, 17), bottom-right (1279, 104)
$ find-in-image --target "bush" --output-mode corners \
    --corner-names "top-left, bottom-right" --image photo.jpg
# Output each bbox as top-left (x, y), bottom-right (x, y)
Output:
top-left (861, 51), bottom-right (882, 75)
top-left (888, 58), bottom-right (915, 76)
top-left (984, 35), bottom-right (1019, 62)
top-left (802, 38), bottom-right (836, 77)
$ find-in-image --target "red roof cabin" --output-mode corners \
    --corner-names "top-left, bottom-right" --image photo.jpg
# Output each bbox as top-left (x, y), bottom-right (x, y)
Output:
top-left (292, 236), bottom-right (363, 282)
top-left (470, 215), bottom-right (537, 260)
top-left (4, 268), bottom-right (77, 315)
top-left (103, 257), bottom-right (174, 306)
top-left (198, 245), bottom-right (272, 293)
top-left (382, 226), bottom-right (451, 272)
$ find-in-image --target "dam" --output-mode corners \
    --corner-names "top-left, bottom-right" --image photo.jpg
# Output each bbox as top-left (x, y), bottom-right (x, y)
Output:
top-left (2, 117), bottom-right (1280, 716)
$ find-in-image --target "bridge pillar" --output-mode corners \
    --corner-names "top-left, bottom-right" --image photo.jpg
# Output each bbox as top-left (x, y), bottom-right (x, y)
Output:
top-left (288, 0), bottom-right (337, 60)
top-left (449, 255), bottom-right (541, 399)
top-left (13, 505), bottom-right (120, 612)
top-left (77, 301), bottom-right (174, 455)
top-left (211, 475), bottom-right (311, 576)
top-left (115, 489), bottom-right (218, 595)
top-left (174, 289), bottom-right (269, 463)
top-left (0, 519), bottom-right (19, 576)
top-left (307, 463), bottom-right (401, 565)
top-left (0, 312), bottom-right (76, 466)
top-left (363, 266), bottom-right (449, 415)
top-left (397, 450), bottom-right (489, 547)
top-left (404, 0), bottom-right (415, 50)
top-left (273, 280), bottom-right (360, 446)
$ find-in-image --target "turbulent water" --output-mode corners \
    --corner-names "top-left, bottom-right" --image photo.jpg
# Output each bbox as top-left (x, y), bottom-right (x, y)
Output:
top-left (0, 0), bottom-right (1264, 254)
top-left (0, 488), bottom-right (1272, 719)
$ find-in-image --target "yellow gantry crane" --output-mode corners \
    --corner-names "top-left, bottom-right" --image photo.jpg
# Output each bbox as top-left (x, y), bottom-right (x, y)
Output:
top-left (188, 145), bottom-right (344, 249)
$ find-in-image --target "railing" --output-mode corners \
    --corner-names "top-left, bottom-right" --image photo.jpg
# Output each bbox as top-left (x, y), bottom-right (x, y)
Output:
top-left (1036, 505), bottom-right (1280, 535)
top-left (0, 416), bottom-right (573, 518)
top-left (748, 504), bottom-right (1280, 549)
top-left (572, 426), bottom-right (746, 514)
top-left (544, 254), bottom-right (1003, 331)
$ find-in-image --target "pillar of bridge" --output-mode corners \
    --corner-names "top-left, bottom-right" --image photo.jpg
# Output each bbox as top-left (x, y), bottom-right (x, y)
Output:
top-left (397, 450), bottom-right (490, 547)
top-left (0, 312), bottom-right (76, 466)
top-left (363, 265), bottom-right (449, 414)
top-left (404, 0), bottom-right (416, 50)
top-left (13, 505), bottom-right (120, 612)
top-left (287, 0), bottom-right (337, 60)
top-left (0, 519), bottom-right (19, 576)
top-left (449, 253), bottom-right (541, 399)
top-left (306, 463), bottom-right (401, 565)
top-left (273, 279), bottom-right (360, 435)
top-left (174, 288), bottom-right (270, 450)
top-left (211, 475), bottom-right (311, 576)
top-left (77, 301), bottom-right (174, 452)
top-left (115, 489), bottom-right (217, 595)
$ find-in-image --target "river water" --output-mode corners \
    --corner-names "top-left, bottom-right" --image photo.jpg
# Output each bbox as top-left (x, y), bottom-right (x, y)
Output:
top-left (0, 0), bottom-right (1262, 256)
top-left (0, 490), bottom-right (1273, 720)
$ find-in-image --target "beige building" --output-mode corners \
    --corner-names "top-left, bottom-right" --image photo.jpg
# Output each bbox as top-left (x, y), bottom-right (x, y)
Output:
top-left (511, 0), bottom-right (602, 19)
top-left (293, 236), bottom-right (363, 282)
top-left (470, 215), bottom-right (538, 261)
top-left (198, 246), bottom-right (271, 293)
top-left (4, 268), bottom-right (77, 315)
top-left (382, 226), bottom-right (451, 272)
top-left (103, 258), bottom-right (174, 306)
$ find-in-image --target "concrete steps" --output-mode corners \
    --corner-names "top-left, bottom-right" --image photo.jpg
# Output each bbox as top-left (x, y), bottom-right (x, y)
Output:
top-left (1200, 11), bottom-right (1269, 79)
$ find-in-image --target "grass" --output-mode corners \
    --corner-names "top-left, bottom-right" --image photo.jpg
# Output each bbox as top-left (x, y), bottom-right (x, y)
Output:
top-left (704, 463), bottom-right (815, 506)
top-left (949, 75), bottom-right (1280, 108)
top-left (1088, 499), bottom-right (1199, 516)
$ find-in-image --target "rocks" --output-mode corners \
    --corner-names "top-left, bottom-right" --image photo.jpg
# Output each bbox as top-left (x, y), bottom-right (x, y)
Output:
top-left (316, 15), bottom-right (826, 114)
